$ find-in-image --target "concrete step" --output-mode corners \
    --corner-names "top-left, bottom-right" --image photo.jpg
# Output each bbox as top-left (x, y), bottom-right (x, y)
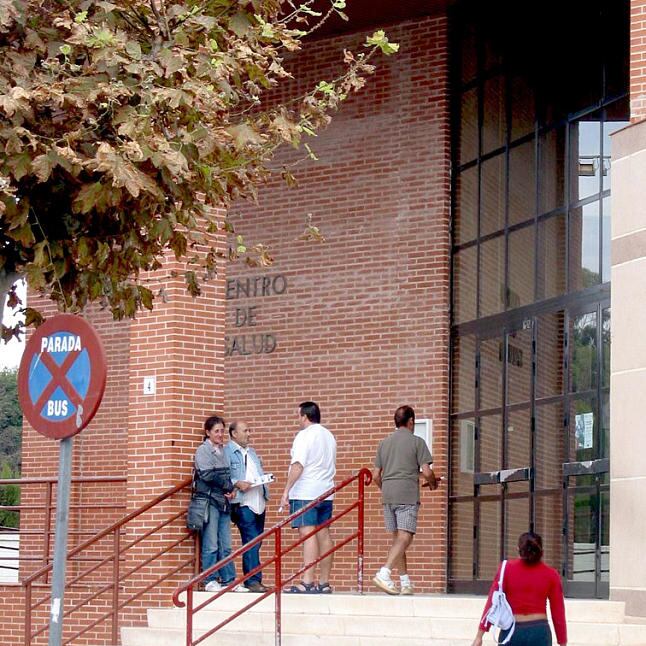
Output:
top-left (173, 590), bottom-right (627, 622)
top-left (122, 625), bottom-right (646, 646)
top-left (122, 593), bottom-right (646, 646)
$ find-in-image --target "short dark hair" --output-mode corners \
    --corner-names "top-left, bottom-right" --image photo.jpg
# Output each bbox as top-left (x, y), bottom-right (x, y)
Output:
top-left (394, 405), bottom-right (415, 428)
top-left (204, 415), bottom-right (225, 437)
top-left (228, 420), bottom-right (240, 438)
top-left (299, 401), bottom-right (321, 424)
top-left (518, 531), bottom-right (543, 565)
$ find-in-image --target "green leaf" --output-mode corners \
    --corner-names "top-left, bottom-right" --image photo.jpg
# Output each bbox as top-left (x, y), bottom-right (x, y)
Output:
top-left (32, 152), bottom-right (56, 182)
top-left (365, 30), bottom-right (399, 55)
top-left (125, 41), bottom-right (142, 60)
top-left (7, 152), bottom-right (31, 180)
top-left (230, 12), bottom-right (252, 38)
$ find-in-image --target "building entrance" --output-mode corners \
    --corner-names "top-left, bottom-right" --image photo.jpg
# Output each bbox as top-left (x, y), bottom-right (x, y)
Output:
top-left (449, 299), bottom-right (610, 597)
top-left (448, 0), bottom-right (626, 597)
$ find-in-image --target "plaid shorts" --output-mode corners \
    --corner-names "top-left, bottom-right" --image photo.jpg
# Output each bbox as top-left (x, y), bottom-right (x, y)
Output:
top-left (383, 503), bottom-right (419, 534)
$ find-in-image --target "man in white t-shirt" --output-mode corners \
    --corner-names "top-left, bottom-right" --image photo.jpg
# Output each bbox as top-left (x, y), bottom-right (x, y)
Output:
top-left (280, 401), bottom-right (337, 594)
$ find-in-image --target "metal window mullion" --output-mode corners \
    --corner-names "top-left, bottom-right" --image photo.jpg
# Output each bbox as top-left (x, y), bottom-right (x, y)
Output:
top-left (500, 330), bottom-right (509, 562)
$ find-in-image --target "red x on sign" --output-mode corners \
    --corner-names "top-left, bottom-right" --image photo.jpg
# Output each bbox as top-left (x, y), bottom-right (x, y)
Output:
top-left (18, 314), bottom-right (107, 440)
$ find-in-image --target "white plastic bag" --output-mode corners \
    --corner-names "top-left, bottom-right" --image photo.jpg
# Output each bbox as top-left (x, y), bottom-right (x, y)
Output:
top-left (485, 560), bottom-right (516, 644)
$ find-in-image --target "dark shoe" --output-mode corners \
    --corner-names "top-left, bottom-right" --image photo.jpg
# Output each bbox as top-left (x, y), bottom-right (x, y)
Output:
top-left (317, 582), bottom-right (332, 594)
top-left (283, 581), bottom-right (317, 594)
top-left (245, 581), bottom-right (268, 593)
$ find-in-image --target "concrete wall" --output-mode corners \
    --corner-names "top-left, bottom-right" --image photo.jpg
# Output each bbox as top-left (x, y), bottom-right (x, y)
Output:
top-left (609, 118), bottom-right (646, 616)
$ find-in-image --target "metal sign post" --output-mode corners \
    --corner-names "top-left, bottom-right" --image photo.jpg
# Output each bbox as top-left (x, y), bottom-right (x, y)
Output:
top-left (18, 314), bottom-right (107, 646)
top-left (48, 436), bottom-right (73, 646)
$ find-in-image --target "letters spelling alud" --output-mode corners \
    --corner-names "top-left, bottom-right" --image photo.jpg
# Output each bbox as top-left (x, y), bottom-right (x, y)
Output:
top-left (225, 274), bottom-right (287, 358)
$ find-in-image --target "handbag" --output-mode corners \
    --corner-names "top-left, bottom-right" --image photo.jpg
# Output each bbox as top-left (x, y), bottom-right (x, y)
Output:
top-left (484, 560), bottom-right (516, 645)
top-left (186, 493), bottom-right (209, 532)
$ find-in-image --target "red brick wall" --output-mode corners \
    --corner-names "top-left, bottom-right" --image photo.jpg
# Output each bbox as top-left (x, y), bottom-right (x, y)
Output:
top-left (631, 0), bottom-right (646, 120)
top-left (224, 15), bottom-right (451, 593)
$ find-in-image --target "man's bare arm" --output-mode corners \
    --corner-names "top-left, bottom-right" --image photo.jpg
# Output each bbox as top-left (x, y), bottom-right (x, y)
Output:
top-left (280, 462), bottom-right (304, 509)
top-left (421, 464), bottom-right (438, 490)
top-left (372, 467), bottom-right (383, 489)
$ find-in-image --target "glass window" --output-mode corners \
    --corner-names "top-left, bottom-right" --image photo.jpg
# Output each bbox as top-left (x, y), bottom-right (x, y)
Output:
top-left (479, 235), bottom-right (505, 317)
top-left (569, 395), bottom-right (597, 463)
top-left (460, 21), bottom-right (477, 85)
top-left (480, 337), bottom-right (503, 410)
top-left (537, 213), bottom-right (566, 300)
top-left (536, 311), bottom-right (565, 399)
top-left (510, 76), bottom-right (535, 142)
top-left (569, 202), bottom-right (601, 291)
top-left (482, 75), bottom-right (506, 155)
top-left (453, 246), bottom-right (477, 324)
top-left (479, 414), bottom-right (502, 473)
top-left (455, 166), bottom-right (478, 245)
top-left (538, 125), bottom-right (566, 214)
top-left (570, 310), bottom-right (598, 393)
top-left (480, 155), bottom-right (506, 236)
top-left (449, 501), bottom-right (474, 580)
top-left (460, 88), bottom-right (478, 165)
top-left (507, 408), bottom-right (531, 468)
top-left (509, 140), bottom-right (536, 226)
top-left (453, 335), bottom-right (476, 414)
top-left (508, 225), bottom-right (535, 309)
top-left (535, 402), bottom-right (565, 490)
top-left (506, 328), bottom-right (533, 405)
top-left (477, 498), bottom-right (502, 578)
top-left (534, 492), bottom-right (563, 570)
top-left (505, 490), bottom-right (530, 556)
top-left (570, 115), bottom-right (601, 204)
top-left (451, 418), bottom-right (476, 497)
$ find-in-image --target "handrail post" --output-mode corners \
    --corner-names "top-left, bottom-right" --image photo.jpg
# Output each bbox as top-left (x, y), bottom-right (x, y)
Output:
top-left (357, 471), bottom-right (366, 594)
top-left (186, 586), bottom-right (193, 646)
top-left (275, 529), bottom-right (282, 646)
top-left (24, 581), bottom-right (32, 646)
top-left (43, 481), bottom-right (53, 582)
top-left (112, 528), bottom-right (120, 646)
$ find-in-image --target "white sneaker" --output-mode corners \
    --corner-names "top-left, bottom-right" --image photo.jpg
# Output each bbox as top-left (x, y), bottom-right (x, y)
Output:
top-left (204, 581), bottom-right (222, 592)
top-left (231, 583), bottom-right (249, 592)
top-left (372, 573), bottom-right (399, 595)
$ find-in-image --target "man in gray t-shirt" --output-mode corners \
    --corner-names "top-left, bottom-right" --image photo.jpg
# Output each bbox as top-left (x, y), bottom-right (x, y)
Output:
top-left (372, 405), bottom-right (440, 595)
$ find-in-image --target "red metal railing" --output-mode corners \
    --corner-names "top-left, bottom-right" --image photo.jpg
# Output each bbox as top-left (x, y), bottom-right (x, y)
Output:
top-left (22, 476), bottom-right (198, 645)
top-left (173, 467), bottom-right (372, 646)
top-left (0, 476), bottom-right (127, 581)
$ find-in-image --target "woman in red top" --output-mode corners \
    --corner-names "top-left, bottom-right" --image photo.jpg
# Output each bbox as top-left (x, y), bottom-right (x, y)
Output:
top-left (471, 532), bottom-right (567, 646)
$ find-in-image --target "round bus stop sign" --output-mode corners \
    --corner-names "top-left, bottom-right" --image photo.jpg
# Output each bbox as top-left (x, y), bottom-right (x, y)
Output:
top-left (18, 314), bottom-right (107, 440)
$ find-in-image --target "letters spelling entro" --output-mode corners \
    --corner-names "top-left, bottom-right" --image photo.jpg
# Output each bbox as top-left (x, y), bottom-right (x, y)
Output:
top-left (225, 274), bottom-right (287, 357)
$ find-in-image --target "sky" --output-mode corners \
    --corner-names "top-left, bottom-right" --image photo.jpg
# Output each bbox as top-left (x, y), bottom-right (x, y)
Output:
top-left (1, 280), bottom-right (26, 371)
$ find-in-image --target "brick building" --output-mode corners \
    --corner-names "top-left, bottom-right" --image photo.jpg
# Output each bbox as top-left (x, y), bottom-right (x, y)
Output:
top-left (5, 0), bottom-right (646, 643)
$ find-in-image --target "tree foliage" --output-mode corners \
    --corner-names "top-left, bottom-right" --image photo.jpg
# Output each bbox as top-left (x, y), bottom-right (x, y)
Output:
top-left (0, 0), bottom-right (398, 338)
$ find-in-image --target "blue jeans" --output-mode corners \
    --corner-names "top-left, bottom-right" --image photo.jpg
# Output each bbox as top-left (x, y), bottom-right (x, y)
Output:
top-left (232, 505), bottom-right (266, 585)
top-left (201, 502), bottom-right (235, 584)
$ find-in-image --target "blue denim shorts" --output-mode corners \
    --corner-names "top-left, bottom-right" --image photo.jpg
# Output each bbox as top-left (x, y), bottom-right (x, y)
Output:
top-left (290, 499), bottom-right (333, 529)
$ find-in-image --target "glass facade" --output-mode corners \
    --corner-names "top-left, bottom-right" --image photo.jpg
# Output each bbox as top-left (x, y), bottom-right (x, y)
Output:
top-left (449, 0), bottom-right (629, 597)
